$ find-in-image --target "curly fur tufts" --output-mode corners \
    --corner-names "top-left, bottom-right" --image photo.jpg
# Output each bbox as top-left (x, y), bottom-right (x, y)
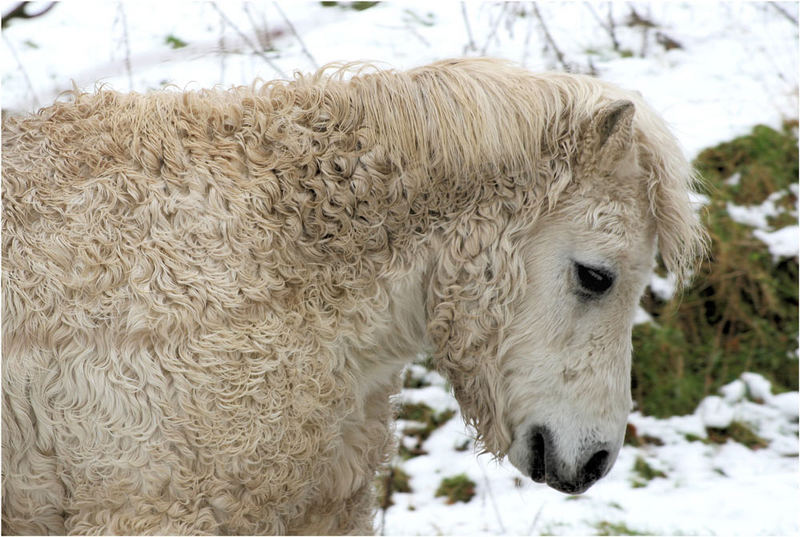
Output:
top-left (2, 58), bottom-right (705, 534)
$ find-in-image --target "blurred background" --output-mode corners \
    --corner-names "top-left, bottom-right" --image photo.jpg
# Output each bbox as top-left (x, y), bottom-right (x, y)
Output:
top-left (2, 2), bottom-right (798, 535)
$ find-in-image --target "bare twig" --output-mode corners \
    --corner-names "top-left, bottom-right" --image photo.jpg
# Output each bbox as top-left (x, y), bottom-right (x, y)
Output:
top-left (626, 3), bottom-right (657, 28)
top-left (378, 467), bottom-right (393, 536)
top-left (521, 2), bottom-right (535, 66)
top-left (115, 2), bottom-right (133, 91)
top-left (218, 8), bottom-right (227, 83)
top-left (3, 33), bottom-right (40, 109)
top-left (2, 1), bottom-right (56, 29)
top-left (479, 459), bottom-right (506, 533)
top-left (585, 1), bottom-right (620, 51)
top-left (770, 1), bottom-right (798, 25)
top-left (640, 27), bottom-right (649, 58)
top-left (626, 4), bottom-right (656, 57)
top-left (461, 2), bottom-right (477, 54)
top-left (405, 24), bottom-right (431, 48)
top-left (210, 2), bottom-right (287, 79)
top-left (273, 2), bottom-right (317, 69)
top-left (244, 4), bottom-right (273, 52)
top-left (531, 3), bottom-right (571, 71)
top-left (527, 502), bottom-right (546, 535)
top-left (606, 2), bottom-right (619, 50)
top-left (587, 54), bottom-right (598, 76)
top-left (481, 3), bottom-right (508, 55)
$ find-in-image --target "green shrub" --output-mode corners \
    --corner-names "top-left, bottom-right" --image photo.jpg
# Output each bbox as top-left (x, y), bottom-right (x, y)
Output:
top-left (632, 122), bottom-right (799, 417)
top-left (434, 473), bottom-right (476, 504)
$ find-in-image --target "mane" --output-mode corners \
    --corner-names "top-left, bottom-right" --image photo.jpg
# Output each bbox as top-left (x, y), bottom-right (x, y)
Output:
top-left (29, 58), bottom-right (705, 283)
top-left (307, 58), bottom-right (706, 283)
top-left (294, 58), bottom-right (706, 282)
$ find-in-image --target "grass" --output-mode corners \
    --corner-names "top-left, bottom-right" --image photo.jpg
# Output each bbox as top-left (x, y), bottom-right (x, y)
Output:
top-left (594, 520), bottom-right (648, 536)
top-left (434, 473), bottom-right (476, 504)
top-left (624, 423), bottom-right (665, 447)
top-left (320, 1), bottom-right (379, 10)
top-left (397, 402), bottom-right (455, 441)
top-left (706, 421), bottom-right (768, 449)
top-left (396, 402), bottom-right (455, 460)
top-left (376, 466), bottom-right (412, 509)
top-left (402, 367), bottom-right (431, 389)
top-left (164, 34), bottom-right (188, 49)
top-left (631, 121), bottom-right (799, 417)
top-left (631, 456), bottom-right (667, 488)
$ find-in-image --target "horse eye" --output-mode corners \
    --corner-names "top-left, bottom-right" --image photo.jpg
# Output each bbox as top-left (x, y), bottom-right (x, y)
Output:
top-left (574, 262), bottom-right (614, 297)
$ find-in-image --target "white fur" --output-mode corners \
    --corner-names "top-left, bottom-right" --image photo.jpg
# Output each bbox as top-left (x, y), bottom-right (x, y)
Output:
top-left (2, 58), bottom-right (705, 534)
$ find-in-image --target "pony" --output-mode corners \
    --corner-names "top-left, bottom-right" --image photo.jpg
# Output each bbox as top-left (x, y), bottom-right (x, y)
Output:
top-left (1, 58), bottom-right (705, 534)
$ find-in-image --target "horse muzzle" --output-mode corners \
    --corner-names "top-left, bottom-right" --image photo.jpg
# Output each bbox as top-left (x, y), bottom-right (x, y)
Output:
top-left (510, 424), bottom-right (617, 494)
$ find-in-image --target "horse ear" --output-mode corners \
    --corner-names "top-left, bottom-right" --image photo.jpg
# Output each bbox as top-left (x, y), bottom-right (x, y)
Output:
top-left (584, 99), bottom-right (635, 173)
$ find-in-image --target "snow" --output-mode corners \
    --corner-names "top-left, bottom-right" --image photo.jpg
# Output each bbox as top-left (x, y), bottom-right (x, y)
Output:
top-left (724, 185), bottom-right (798, 259)
top-left (723, 184), bottom-right (798, 259)
top-left (648, 272), bottom-right (677, 301)
top-left (742, 372), bottom-right (779, 404)
top-left (388, 371), bottom-right (798, 536)
top-left (725, 172), bottom-right (742, 187)
top-left (688, 191), bottom-right (712, 210)
top-left (2, 2), bottom-right (798, 535)
top-left (697, 395), bottom-right (736, 429)
top-left (754, 226), bottom-right (800, 260)
top-left (727, 199), bottom-right (781, 230)
top-left (720, 378), bottom-right (748, 404)
top-left (632, 305), bottom-right (652, 326)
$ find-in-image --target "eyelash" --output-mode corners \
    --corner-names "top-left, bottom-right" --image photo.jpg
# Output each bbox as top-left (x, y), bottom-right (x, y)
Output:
top-left (574, 262), bottom-right (615, 297)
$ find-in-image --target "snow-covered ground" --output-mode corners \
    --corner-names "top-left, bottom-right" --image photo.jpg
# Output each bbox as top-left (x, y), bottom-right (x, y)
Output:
top-left (2, 2), bottom-right (798, 535)
top-left (388, 366), bottom-right (798, 536)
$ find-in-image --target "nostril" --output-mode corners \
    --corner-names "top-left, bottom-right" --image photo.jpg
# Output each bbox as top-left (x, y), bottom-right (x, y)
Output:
top-left (529, 431), bottom-right (546, 482)
top-left (581, 449), bottom-right (609, 484)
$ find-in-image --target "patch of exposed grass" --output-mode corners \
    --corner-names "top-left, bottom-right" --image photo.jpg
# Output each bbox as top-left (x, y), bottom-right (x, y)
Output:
top-left (164, 34), bottom-right (189, 48)
top-left (434, 473), bottom-right (476, 504)
top-left (706, 421), bottom-right (768, 449)
top-left (631, 456), bottom-right (667, 488)
top-left (402, 367), bottom-right (430, 389)
top-left (320, 1), bottom-right (379, 10)
top-left (397, 443), bottom-right (427, 460)
top-left (684, 433), bottom-right (707, 443)
top-left (624, 423), bottom-right (665, 447)
top-left (397, 402), bottom-right (454, 440)
top-left (594, 520), bottom-right (648, 536)
top-left (403, 9), bottom-right (436, 27)
top-left (165, 34), bottom-right (188, 49)
top-left (396, 402), bottom-right (455, 459)
top-left (632, 121), bottom-right (799, 417)
top-left (454, 439), bottom-right (470, 452)
top-left (376, 466), bottom-right (412, 509)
